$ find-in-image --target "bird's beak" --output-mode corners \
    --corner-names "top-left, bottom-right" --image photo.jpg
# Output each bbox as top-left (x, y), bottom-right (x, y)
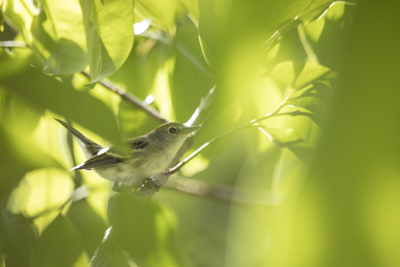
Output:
top-left (183, 125), bottom-right (200, 134)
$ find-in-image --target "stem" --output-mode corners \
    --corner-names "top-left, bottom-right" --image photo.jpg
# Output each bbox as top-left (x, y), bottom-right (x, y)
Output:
top-left (81, 72), bottom-right (168, 124)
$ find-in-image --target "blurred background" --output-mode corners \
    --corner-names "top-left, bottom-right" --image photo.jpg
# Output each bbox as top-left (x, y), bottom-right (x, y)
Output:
top-left (1, 0), bottom-right (400, 266)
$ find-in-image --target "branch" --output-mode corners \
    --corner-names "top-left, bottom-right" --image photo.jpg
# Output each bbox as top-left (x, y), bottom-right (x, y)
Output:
top-left (164, 177), bottom-right (276, 206)
top-left (81, 72), bottom-right (169, 124)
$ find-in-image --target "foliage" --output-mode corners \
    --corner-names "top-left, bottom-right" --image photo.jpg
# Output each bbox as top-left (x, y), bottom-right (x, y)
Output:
top-left (1, 0), bottom-right (400, 267)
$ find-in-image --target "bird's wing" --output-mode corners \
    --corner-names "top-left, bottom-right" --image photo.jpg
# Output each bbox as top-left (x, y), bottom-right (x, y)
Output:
top-left (55, 119), bottom-right (104, 157)
top-left (70, 147), bottom-right (131, 170)
top-left (126, 137), bottom-right (150, 153)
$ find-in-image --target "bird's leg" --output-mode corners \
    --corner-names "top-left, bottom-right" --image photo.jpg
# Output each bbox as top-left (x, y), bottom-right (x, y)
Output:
top-left (139, 178), bottom-right (161, 192)
top-left (112, 181), bottom-right (122, 192)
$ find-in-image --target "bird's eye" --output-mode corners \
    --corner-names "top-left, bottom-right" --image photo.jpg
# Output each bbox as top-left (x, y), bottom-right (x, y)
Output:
top-left (168, 126), bottom-right (178, 135)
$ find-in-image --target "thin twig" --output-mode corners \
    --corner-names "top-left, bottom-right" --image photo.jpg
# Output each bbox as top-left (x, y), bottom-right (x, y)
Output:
top-left (81, 72), bottom-right (169, 124)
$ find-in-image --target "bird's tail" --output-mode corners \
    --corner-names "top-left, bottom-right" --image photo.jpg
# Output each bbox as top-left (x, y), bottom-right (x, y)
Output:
top-left (55, 118), bottom-right (104, 158)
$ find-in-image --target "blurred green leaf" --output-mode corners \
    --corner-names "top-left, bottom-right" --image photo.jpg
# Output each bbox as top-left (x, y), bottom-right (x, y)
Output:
top-left (30, 0), bottom-right (87, 75)
top-left (0, 125), bottom-right (60, 196)
top-left (0, 211), bottom-right (38, 267)
top-left (0, 0), bottom-right (4, 32)
top-left (171, 22), bottom-right (214, 122)
top-left (177, 0), bottom-right (199, 24)
top-left (286, 82), bottom-right (332, 114)
top-left (185, 86), bottom-right (215, 126)
top-left (2, 66), bottom-right (121, 144)
top-left (259, 126), bottom-right (315, 166)
top-left (261, 1), bottom-right (356, 55)
top-left (269, 61), bottom-right (335, 88)
top-left (290, 1), bottom-right (400, 266)
top-left (32, 214), bottom-right (88, 267)
top-left (67, 199), bottom-right (108, 256)
top-left (135, 0), bottom-right (177, 31)
top-left (108, 193), bottom-right (182, 267)
top-left (80, 0), bottom-right (134, 83)
top-left (3, 0), bottom-right (35, 40)
top-left (298, 1), bottom-right (355, 23)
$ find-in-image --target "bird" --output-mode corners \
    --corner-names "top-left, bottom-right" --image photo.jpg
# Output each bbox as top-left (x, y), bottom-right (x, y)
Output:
top-left (55, 119), bottom-right (200, 191)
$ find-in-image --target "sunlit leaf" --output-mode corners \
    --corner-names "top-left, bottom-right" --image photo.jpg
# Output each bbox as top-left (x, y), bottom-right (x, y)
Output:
top-left (30, 0), bottom-right (87, 75)
top-left (135, 0), bottom-right (177, 31)
top-left (32, 215), bottom-right (89, 267)
top-left (261, 1), bottom-right (356, 54)
top-left (80, 0), bottom-right (134, 83)
top-left (108, 193), bottom-right (182, 267)
top-left (286, 82), bottom-right (332, 114)
top-left (177, 0), bottom-right (199, 25)
top-left (7, 168), bottom-right (74, 234)
top-left (269, 61), bottom-right (335, 88)
top-left (259, 126), bottom-right (315, 166)
top-left (0, 0), bottom-right (4, 32)
top-left (3, 0), bottom-right (35, 41)
top-left (0, 125), bottom-right (60, 197)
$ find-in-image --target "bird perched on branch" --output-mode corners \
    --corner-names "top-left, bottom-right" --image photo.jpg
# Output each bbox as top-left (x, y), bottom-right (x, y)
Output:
top-left (55, 119), bottom-right (199, 191)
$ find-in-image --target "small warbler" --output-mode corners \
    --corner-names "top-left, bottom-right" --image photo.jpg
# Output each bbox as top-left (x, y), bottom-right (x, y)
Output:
top-left (55, 119), bottom-right (200, 191)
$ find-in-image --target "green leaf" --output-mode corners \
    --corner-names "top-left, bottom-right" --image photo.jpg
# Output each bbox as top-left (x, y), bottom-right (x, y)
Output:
top-left (269, 61), bottom-right (336, 88)
top-left (3, 0), bottom-right (35, 39)
top-left (0, 0), bottom-right (4, 32)
top-left (66, 199), bottom-right (108, 256)
top-left (0, 124), bottom-right (60, 196)
top-left (261, 1), bottom-right (356, 54)
top-left (32, 215), bottom-right (88, 267)
top-left (0, 212), bottom-right (38, 267)
top-left (108, 193), bottom-right (182, 267)
top-left (30, 0), bottom-right (87, 75)
top-left (136, 0), bottom-right (177, 31)
top-left (80, 0), bottom-right (135, 83)
top-left (299, 0), bottom-right (356, 23)
top-left (259, 126), bottom-right (315, 166)
top-left (286, 82), bottom-right (332, 115)
top-left (2, 66), bottom-right (121, 145)
top-left (177, 0), bottom-right (199, 25)
top-left (171, 23), bottom-right (214, 123)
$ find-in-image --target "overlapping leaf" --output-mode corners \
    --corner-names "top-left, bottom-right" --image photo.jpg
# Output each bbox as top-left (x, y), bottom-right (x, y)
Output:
top-left (32, 215), bottom-right (88, 267)
top-left (108, 193), bottom-right (182, 267)
top-left (259, 126), bottom-right (315, 166)
top-left (80, 0), bottom-right (134, 83)
top-left (135, 0), bottom-right (177, 31)
top-left (30, 0), bottom-right (87, 75)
